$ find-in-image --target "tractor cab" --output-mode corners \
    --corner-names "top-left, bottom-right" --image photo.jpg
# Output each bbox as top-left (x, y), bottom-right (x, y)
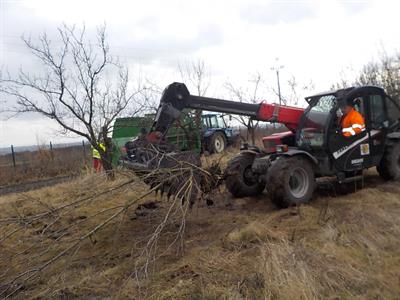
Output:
top-left (202, 113), bottom-right (227, 129)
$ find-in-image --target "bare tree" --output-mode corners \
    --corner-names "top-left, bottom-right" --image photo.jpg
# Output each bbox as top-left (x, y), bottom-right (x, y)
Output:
top-left (178, 59), bottom-right (210, 97)
top-left (178, 60), bottom-right (210, 121)
top-left (285, 75), bottom-right (314, 107)
top-left (0, 24), bottom-right (143, 178)
top-left (224, 72), bottom-right (263, 144)
top-left (137, 80), bottom-right (163, 114)
top-left (357, 50), bottom-right (400, 100)
top-left (333, 49), bottom-right (400, 102)
top-left (177, 59), bottom-right (211, 150)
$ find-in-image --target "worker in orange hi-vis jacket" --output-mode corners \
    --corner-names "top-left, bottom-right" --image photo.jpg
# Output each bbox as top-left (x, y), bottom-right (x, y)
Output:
top-left (340, 99), bottom-right (366, 137)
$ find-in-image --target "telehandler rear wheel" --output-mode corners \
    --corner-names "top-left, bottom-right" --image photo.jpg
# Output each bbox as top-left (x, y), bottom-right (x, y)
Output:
top-left (377, 142), bottom-right (400, 180)
top-left (225, 154), bottom-right (265, 197)
top-left (266, 156), bottom-right (315, 208)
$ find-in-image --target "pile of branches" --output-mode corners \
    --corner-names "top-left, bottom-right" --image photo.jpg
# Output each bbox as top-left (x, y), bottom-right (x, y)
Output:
top-left (122, 144), bottom-right (223, 202)
top-left (0, 153), bottom-right (223, 298)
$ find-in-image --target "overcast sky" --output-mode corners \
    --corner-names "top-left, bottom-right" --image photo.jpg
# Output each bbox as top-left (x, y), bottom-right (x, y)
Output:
top-left (1, 0), bottom-right (400, 147)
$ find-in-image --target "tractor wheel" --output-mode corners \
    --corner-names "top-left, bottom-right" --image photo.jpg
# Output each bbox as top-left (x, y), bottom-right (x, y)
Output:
top-left (377, 142), bottom-right (400, 180)
top-left (225, 154), bottom-right (265, 197)
top-left (266, 156), bottom-right (315, 208)
top-left (209, 132), bottom-right (227, 154)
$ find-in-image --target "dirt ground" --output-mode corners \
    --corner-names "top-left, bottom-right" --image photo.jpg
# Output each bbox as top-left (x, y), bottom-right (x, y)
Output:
top-left (0, 158), bottom-right (399, 299)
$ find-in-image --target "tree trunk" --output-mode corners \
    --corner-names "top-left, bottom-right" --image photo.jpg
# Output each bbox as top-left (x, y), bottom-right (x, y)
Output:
top-left (250, 127), bottom-right (255, 145)
top-left (193, 109), bottom-right (202, 150)
top-left (101, 153), bottom-right (114, 180)
top-left (247, 119), bottom-right (256, 145)
top-left (101, 126), bottom-right (115, 180)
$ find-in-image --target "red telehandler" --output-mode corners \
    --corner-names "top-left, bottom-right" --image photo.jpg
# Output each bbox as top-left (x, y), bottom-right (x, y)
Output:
top-left (123, 82), bottom-right (400, 207)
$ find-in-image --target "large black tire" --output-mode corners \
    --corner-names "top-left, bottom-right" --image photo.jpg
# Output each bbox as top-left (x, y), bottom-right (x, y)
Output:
top-left (225, 154), bottom-right (265, 197)
top-left (266, 156), bottom-right (315, 208)
top-left (208, 132), bottom-right (227, 154)
top-left (377, 142), bottom-right (400, 180)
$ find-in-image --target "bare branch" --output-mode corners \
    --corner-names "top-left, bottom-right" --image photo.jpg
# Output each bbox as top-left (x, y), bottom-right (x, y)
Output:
top-left (0, 24), bottom-right (144, 177)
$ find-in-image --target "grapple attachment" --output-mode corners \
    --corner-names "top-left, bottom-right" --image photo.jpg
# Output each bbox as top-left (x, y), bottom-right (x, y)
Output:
top-left (121, 141), bottom-right (221, 204)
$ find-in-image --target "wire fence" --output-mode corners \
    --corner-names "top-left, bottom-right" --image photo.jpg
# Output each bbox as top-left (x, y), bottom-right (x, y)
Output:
top-left (0, 141), bottom-right (90, 168)
top-left (0, 141), bottom-right (91, 186)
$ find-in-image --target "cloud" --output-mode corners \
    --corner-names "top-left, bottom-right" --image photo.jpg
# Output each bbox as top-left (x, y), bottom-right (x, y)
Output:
top-left (240, 1), bottom-right (318, 25)
top-left (1, 1), bottom-right (224, 71)
top-left (0, 116), bottom-right (82, 147)
top-left (109, 22), bottom-right (224, 66)
top-left (340, 0), bottom-right (370, 15)
top-left (1, 0), bottom-right (400, 147)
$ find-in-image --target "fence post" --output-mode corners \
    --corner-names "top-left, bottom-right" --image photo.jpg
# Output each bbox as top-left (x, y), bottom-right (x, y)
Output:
top-left (49, 141), bottom-right (54, 160)
top-left (82, 140), bottom-right (86, 162)
top-left (11, 145), bottom-right (16, 169)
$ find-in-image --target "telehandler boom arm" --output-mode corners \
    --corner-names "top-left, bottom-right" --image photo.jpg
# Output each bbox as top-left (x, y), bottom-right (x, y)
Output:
top-left (151, 82), bottom-right (304, 139)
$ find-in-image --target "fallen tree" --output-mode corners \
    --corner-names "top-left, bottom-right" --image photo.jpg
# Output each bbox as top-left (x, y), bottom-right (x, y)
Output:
top-left (0, 155), bottom-right (223, 298)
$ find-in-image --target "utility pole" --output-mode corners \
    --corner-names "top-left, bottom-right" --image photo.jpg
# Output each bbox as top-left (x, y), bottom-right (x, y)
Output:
top-left (271, 58), bottom-right (284, 105)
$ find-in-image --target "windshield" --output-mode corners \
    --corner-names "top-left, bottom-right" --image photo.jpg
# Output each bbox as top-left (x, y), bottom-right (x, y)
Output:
top-left (298, 95), bottom-right (336, 148)
top-left (202, 117), bottom-right (209, 128)
top-left (202, 115), bottom-right (224, 128)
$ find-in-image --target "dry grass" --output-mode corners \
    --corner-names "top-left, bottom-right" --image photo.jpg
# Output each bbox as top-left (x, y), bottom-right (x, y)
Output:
top-left (0, 155), bottom-right (399, 299)
top-left (0, 146), bottom-right (90, 187)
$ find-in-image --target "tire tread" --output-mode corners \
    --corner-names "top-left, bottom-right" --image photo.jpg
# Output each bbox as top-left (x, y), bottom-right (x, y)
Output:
top-left (225, 154), bottom-right (265, 197)
top-left (266, 156), bottom-right (315, 208)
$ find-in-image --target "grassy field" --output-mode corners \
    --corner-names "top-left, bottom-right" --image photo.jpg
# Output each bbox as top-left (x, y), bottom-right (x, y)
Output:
top-left (0, 146), bottom-right (90, 187)
top-left (0, 151), bottom-right (399, 299)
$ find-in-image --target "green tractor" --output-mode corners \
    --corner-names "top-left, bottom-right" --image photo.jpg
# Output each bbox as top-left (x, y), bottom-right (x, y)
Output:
top-left (111, 116), bottom-right (153, 166)
top-left (111, 111), bottom-right (237, 165)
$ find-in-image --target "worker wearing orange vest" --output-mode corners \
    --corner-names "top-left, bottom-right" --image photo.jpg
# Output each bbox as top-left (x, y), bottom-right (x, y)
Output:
top-left (340, 100), bottom-right (366, 137)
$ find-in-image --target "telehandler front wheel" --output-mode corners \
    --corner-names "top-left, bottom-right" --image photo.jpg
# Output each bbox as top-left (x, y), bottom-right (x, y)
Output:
top-left (225, 154), bottom-right (265, 197)
top-left (266, 156), bottom-right (315, 208)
